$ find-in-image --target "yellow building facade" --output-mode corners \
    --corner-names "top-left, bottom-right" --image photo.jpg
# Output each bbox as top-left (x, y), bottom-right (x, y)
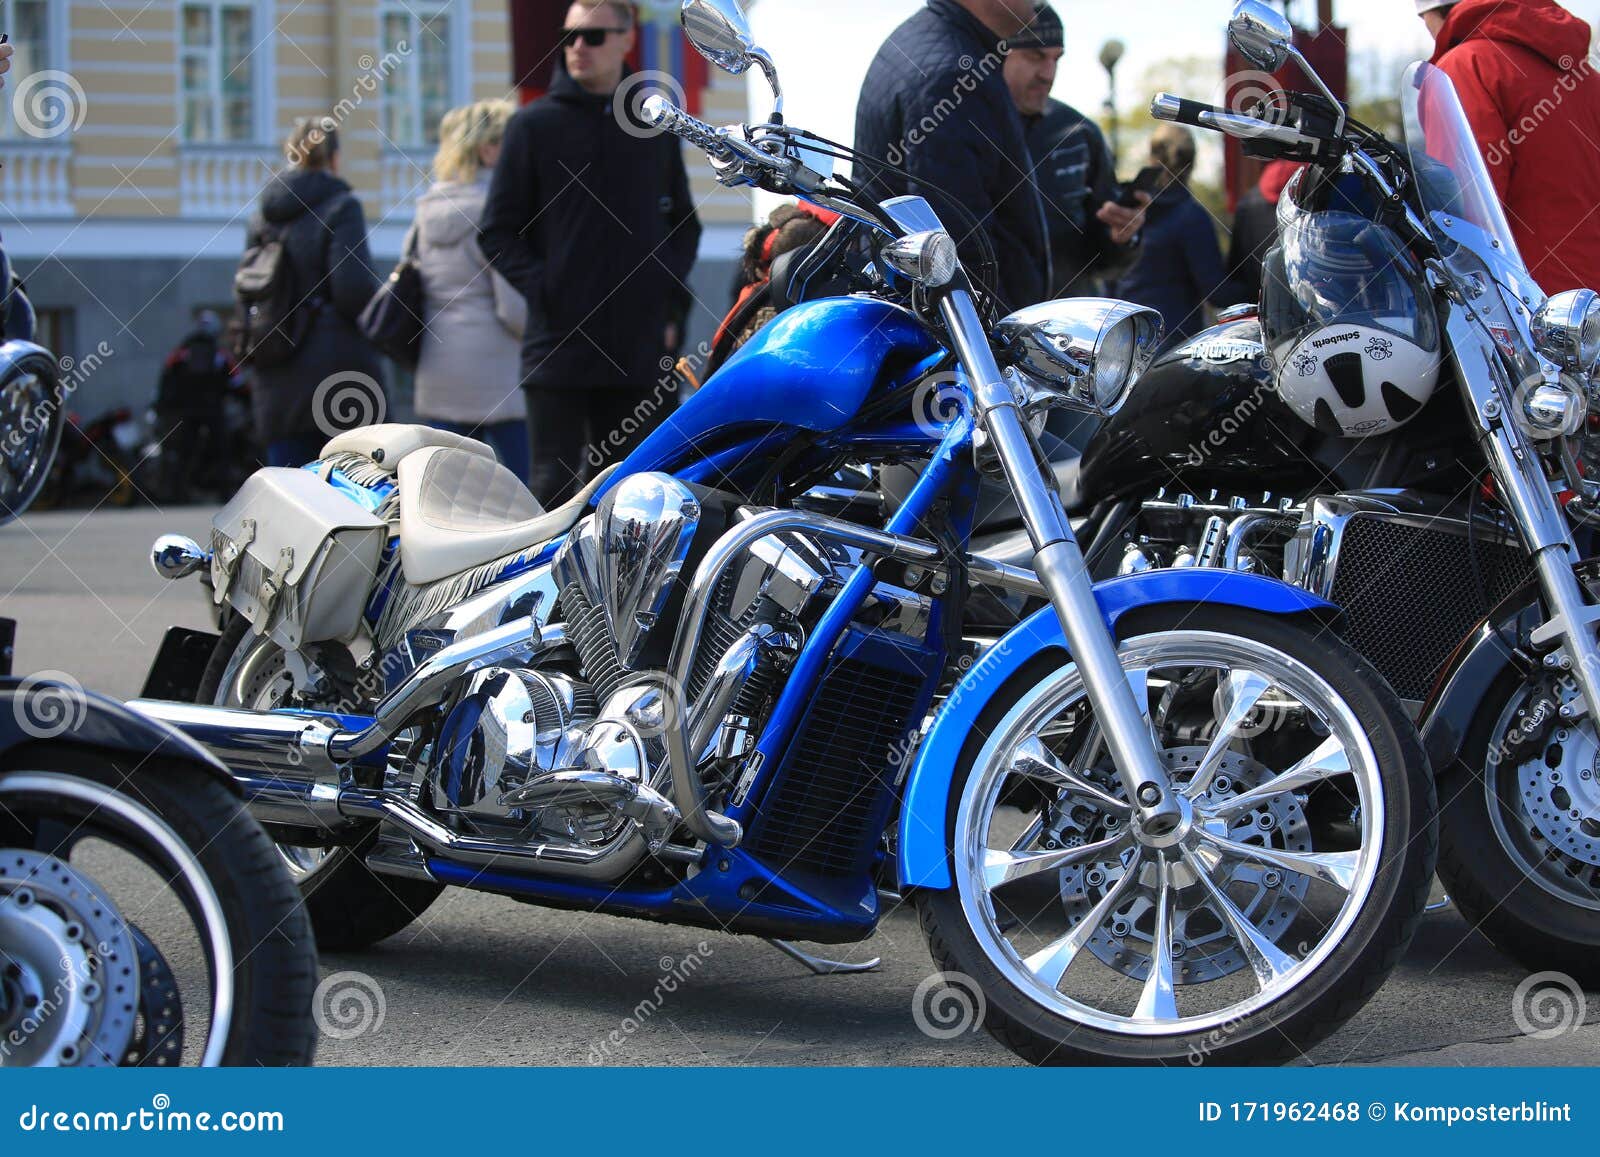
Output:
top-left (0, 0), bottom-right (752, 415)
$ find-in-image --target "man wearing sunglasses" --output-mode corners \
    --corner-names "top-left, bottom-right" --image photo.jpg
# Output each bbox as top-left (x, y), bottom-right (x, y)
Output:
top-left (481, 0), bottom-right (702, 506)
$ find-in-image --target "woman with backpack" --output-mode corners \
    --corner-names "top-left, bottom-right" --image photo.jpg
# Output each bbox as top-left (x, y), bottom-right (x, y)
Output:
top-left (236, 118), bottom-right (384, 467)
top-left (407, 100), bottom-right (529, 482)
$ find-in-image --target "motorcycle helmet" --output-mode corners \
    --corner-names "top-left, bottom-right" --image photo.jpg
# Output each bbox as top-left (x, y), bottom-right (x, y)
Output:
top-left (1261, 209), bottom-right (1440, 438)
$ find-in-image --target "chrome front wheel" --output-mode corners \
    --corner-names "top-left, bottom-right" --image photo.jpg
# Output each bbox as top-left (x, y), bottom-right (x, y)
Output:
top-left (919, 606), bottom-right (1434, 1065)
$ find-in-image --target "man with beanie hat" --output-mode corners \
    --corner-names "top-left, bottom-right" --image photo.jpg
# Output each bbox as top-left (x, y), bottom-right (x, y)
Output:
top-left (1004, 4), bottom-right (1136, 298)
top-left (1417, 0), bottom-right (1600, 295)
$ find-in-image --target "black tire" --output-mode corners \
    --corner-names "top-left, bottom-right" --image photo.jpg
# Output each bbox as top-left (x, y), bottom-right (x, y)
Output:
top-left (1437, 669), bottom-right (1600, 986)
top-left (2, 750), bottom-right (319, 1065)
top-left (918, 604), bottom-right (1437, 1065)
top-left (198, 616), bottom-right (443, 953)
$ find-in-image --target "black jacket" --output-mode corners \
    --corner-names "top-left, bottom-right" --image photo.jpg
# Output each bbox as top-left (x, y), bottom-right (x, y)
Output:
top-left (479, 64), bottom-right (702, 391)
top-left (1025, 100), bottom-right (1127, 298)
top-left (854, 0), bottom-right (1048, 312)
top-left (244, 168), bottom-right (383, 445)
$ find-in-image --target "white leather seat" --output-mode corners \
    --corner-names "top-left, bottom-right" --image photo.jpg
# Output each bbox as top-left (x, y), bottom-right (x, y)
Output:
top-left (396, 446), bottom-right (618, 584)
top-left (320, 423), bottom-right (495, 474)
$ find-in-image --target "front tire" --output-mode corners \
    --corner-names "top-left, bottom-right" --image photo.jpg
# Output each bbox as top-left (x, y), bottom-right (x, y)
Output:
top-left (918, 605), bottom-right (1435, 1065)
top-left (1437, 669), bottom-right (1600, 986)
top-left (0, 752), bottom-right (318, 1065)
top-left (197, 617), bottom-right (442, 952)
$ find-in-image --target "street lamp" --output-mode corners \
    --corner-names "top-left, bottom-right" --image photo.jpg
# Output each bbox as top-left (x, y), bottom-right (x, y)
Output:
top-left (1099, 38), bottom-right (1125, 168)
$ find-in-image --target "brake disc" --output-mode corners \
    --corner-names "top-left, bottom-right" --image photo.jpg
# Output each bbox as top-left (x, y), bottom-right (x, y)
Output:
top-left (1058, 748), bottom-right (1310, 984)
top-left (0, 850), bottom-right (140, 1066)
top-left (1517, 719), bottom-right (1600, 869)
top-left (121, 924), bottom-right (185, 1067)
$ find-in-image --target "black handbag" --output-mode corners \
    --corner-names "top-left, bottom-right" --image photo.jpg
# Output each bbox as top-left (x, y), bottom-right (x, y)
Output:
top-left (358, 226), bottom-right (424, 369)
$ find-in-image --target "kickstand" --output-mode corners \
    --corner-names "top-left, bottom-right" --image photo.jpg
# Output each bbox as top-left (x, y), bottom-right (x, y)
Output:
top-left (1426, 893), bottom-right (1453, 913)
top-left (767, 939), bottom-right (881, 975)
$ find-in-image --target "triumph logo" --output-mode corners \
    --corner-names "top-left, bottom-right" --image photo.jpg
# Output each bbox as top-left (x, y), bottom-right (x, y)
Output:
top-left (1310, 330), bottom-right (1362, 350)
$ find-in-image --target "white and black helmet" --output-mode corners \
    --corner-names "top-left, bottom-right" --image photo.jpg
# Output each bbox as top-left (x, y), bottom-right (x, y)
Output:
top-left (1262, 209), bottom-right (1441, 438)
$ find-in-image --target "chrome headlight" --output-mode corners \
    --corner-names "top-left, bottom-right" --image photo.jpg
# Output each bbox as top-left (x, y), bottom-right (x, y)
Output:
top-left (1532, 288), bottom-right (1600, 375)
top-left (993, 298), bottom-right (1164, 416)
top-left (1518, 367), bottom-right (1587, 440)
top-left (880, 230), bottom-right (959, 289)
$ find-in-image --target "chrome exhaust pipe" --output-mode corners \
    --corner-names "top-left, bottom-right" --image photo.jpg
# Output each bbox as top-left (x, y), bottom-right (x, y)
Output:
top-left (132, 615), bottom-right (553, 774)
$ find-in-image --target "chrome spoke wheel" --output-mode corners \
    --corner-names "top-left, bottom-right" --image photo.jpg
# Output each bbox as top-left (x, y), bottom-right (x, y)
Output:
top-left (955, 631), bottom-right (1385, 1037)
top-left (213, 633), bottom-right (333, 882)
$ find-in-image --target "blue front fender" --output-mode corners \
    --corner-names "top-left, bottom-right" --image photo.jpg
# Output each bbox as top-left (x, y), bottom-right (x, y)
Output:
top-left (897, 568), bottom-right (1336, 890)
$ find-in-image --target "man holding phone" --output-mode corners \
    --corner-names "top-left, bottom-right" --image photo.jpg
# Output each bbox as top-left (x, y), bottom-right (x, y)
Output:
top-left (1003, 6), bottom-right (1138, 299)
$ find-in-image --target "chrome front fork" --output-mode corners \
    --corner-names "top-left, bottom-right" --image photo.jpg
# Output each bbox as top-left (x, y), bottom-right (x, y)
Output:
top-left (940, 289), bottom-right (1183, 834)
top-left (1453, 309), bottom-right (1600, 722)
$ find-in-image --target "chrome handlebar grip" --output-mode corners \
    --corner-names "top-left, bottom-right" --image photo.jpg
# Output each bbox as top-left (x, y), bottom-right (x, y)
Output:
top-left (641, 93), bottom-right (737, 162)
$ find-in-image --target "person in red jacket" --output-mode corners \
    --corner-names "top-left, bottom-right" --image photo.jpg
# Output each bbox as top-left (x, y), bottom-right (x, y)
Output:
top-left (1418, 0), bottom-right (1600, 295)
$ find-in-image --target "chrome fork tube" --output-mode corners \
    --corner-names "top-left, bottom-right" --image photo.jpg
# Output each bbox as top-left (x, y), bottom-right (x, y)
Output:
top-left (1452, 308), bottom-right (1600, 721)
top-left (939, 288), bottom-right (1181, 832)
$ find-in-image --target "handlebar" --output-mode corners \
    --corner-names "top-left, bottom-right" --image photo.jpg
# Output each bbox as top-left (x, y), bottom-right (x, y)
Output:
top-left (640, 94), bottom-right (738, 163)
top-left (1150, 92), bottom-right (1321, 151)
top-left (641, 94), bottom-right (791, 176)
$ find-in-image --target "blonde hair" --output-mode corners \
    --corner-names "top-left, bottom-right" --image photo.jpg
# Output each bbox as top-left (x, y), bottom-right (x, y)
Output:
top-left (433, 99), bottom-right (515, 183)
top-left (285, 116), bottom-right (339, 170)
top-left (1149, 123), bottom-right (1196, 187)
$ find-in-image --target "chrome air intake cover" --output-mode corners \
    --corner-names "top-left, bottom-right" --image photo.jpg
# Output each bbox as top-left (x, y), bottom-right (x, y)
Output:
top-left (554, 472), bottom-right (703, 671)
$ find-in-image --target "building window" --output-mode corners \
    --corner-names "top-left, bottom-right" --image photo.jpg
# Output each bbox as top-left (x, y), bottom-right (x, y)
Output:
top-left (380, 1), bottom-right (457, 148)
top-left (181, 2), bottom-right (258, 143)
top-left (1, 0), bottom-right (64, 137)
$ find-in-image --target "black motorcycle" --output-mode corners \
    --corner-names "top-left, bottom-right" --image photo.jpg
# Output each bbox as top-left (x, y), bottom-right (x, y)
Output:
top-left (0, 622), bottom-right (318, 1066)
top-left (987, 1), bottom-right (1600, 984)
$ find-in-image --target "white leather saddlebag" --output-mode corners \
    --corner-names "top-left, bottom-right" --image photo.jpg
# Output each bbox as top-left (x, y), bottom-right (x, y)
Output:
top-left (210, 468), bottom-right (387, 650)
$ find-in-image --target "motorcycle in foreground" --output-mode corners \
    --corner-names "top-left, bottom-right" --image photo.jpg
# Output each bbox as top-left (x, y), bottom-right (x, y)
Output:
top-left (131, 0), bottom-right (1434, 1064)
top-left (1042, 0), bottom-right (1600, 984)
top-left (0, 640), bottom-right (318, 1065)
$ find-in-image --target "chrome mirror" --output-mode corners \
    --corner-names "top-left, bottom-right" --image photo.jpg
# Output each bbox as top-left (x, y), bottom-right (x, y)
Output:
top-left (1228, 0), bottom-right (1294, 72)
top-left (680, 0), bottom-right (783, 120)
top-left (681, 0), bottom-right (756, 74)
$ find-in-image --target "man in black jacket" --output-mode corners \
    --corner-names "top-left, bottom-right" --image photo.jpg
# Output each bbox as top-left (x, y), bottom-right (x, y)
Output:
top-left (480, 0), bottom-right (702, 506)
top-left (1004, 6), bottom-right (1136, 298)
top-left (854, 0), bottom-right (1049, 312)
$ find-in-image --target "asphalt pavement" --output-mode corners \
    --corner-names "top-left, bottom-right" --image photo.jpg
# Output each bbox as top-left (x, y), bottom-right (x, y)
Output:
top-left (3, 505), bottom-right (1598, 1066)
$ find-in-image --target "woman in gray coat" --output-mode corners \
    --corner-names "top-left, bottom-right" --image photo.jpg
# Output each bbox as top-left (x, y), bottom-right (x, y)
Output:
top-left (410, 100), bottom-right (528, 481)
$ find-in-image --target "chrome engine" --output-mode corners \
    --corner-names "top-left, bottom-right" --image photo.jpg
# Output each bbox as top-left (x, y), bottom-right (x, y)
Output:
top-left (1122, 488), bottom-right (1533, 703)
top-left (420, 472), bottom-right (935, 869)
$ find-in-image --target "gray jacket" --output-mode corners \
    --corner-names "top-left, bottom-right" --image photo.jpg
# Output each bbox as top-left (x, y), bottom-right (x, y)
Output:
top-left (412, 177), bottom-right (526, 426)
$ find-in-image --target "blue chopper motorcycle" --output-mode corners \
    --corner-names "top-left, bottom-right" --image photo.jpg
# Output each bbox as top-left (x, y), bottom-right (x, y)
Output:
top-left (131, 0), bottom-right (1434, 1065)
